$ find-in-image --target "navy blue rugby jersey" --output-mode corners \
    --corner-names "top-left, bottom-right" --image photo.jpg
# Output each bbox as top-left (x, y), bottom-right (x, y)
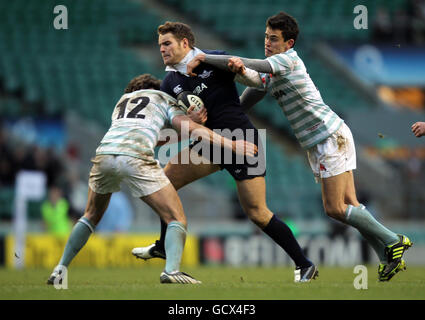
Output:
top-left (160, 50), bottom-right (255, 130)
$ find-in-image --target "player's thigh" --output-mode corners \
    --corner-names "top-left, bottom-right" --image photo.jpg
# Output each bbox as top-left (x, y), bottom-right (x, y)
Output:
top-left (140, 183), bottom-right (186, 225)
top-left (321, 171), bottom-right (351, 216)
top-left (164, 147), bottom-right (220, 190)
top-left (343, 170), bottom-right (360, 207)
top-left (236, 177), bottom-right (272, 227)
top-left (83, 187), bottom-right (112, 226)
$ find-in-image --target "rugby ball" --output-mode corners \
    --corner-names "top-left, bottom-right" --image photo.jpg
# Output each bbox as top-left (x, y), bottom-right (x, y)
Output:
top-left (176, 91), bottom-right (204, 113)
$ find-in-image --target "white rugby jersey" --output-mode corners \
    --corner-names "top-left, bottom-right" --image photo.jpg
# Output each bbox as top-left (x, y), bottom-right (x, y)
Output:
top-left (96, 89), bottom-right (184, 160)
top-left (262, 48), bottom-right (343, 149)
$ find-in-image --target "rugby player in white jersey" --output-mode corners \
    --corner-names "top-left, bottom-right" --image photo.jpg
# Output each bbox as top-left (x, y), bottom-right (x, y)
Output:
top-left (187, 12), bottom-right (413, 281)
top-left (46, 74), bottom-right (257, 285)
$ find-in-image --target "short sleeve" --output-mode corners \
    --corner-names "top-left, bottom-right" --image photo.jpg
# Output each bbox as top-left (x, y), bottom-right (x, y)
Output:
top-left (167, 104), bottom-right (185, 125)
top-left (266, 53), bottom-right (293, 76)
top-left (259, 72), bottom-right (271, 91)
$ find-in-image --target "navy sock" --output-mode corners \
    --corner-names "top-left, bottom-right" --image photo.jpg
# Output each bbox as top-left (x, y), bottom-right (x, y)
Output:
top-left (158, 219), bottom-right (167, 250)
top-left (263, 214), bottom-right (312, 268)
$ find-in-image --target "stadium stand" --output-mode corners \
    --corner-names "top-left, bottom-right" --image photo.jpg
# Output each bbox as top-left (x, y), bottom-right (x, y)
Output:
top-left (163, 0), bottom-right (407, 43)
top-left (0, 0), bottom-right (163, 128)
top-left (0, 0), bottom-right (421, 224)
top-left (162, 0), bottom-right (383, 126)
top-left (0, 0), bottom-right (164, 220)
top-left (0, 0), bottom-right (328, 221)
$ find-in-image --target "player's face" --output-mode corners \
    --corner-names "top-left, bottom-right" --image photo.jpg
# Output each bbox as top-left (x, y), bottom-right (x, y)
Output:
top-left (158, 33), bottom-right (190, 66)
top-left (264, 27), bottom-right (294, 57)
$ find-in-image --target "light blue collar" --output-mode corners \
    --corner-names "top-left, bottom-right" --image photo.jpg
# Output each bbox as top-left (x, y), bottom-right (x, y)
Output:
top-left (165, 47), bottom-right (204, 76)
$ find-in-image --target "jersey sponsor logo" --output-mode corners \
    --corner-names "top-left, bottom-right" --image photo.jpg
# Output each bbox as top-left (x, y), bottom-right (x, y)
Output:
top-left (306, 121), bottom-right (324, 132)
top-left (173, 85), bottom-right (183, 95)
top-left (272, 89), bottom-right (286, 99)
top-left (193, 83), bottom-right (208, 95)
top-left (198, 70), bottom-right (213, 79)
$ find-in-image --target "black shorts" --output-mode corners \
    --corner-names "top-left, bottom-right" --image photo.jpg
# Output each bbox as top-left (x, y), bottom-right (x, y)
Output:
top-left (189, 125), bottom-right (266, 181)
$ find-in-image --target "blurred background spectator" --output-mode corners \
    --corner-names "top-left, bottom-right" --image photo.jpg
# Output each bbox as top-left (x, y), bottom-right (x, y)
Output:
top-left (41, 185), bottom-right (72, 238)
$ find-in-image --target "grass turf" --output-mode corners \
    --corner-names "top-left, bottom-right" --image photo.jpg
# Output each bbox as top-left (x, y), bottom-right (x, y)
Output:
top-left (0, 265), bottom-right (424, 300)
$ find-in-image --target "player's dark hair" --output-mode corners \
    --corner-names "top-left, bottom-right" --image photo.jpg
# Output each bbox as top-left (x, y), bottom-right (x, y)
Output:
top-left (266, 12), bottom-right (299, 46)
top-left (124, 74), bottom-right (161, 93)
top-left (157, 21), bottom-right (195, 48)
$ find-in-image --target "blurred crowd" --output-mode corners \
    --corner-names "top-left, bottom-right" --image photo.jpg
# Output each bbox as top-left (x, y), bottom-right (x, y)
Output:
top-left (0, 124), bottom-right (64, 189)
top-left (373, 0), bottom-right (425, 44)
top-left (0, 121), bottom-right (134, 234)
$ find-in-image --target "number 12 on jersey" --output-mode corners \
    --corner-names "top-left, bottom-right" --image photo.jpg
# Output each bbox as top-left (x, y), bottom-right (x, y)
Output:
top-left (116, 96), bottom-right (150, 120)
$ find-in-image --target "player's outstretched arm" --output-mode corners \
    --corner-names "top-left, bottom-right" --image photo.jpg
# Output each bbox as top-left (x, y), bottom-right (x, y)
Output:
top-left (240, 87), bottom-right (267, 113)
top-left (157, 104), bottom-right (208, 146)
top-left (171, 115), bottom-right (258, 157)
top-left (187, 53), bottom-right (273, 75)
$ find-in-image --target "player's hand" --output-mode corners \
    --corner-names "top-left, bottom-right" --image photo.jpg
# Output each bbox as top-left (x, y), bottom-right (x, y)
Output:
top-left (187, 105), bottom-right (207, 124)
top-left (228, 57), bottom-right (246, 75)
top-left (232, 140), bottom-right (258, 157)
top-left (187, 53), bottom-right (206, 77)
top-left (411, 121), bottom-right (425, 137)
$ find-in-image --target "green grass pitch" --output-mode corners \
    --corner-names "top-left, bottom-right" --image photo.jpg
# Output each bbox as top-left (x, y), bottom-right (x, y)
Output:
top-left (0, 265), bottom-right (424, 300)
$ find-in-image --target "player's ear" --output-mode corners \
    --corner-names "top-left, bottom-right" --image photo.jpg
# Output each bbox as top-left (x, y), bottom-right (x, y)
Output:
top-left (287, 38), bottom-right (295, 48)
top-left (182, 38), bottom-right (189, 49)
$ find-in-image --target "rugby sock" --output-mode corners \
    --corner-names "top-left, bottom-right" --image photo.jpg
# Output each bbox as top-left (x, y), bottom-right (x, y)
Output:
top-left (158, 219), bottom-right (167, 250)
top-left (355, 205), bottom-right (387, 263)
top-left (164, 221), bottom-right (187, 273)
top-left (358, 230), bottom-right (387, 263)
top-left (58, 217), bottom-right (95, 267)
top-left (262, 214), bottom-right (312, 268)
top-left (345, 204), bottom-right (399, 247)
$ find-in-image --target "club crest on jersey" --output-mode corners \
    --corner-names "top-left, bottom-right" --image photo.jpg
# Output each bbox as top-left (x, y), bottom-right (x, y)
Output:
top-left (173, 85), bottom-right (183, 95)
top-left (198, 70), bottom-right (213, 79)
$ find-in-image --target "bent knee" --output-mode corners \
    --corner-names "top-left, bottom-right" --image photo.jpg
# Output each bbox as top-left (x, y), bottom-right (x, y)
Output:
top-left (243, 206), bottom-right (273, 228)
top-left (83, 211), bottom-right (103, 227)
top-left (162, 209), bottom-right (187, 227)
top-left (323, 203), bottom-right (347, 221)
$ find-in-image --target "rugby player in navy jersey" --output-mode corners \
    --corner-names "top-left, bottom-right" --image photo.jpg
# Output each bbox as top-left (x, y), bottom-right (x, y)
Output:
top-left (132, 21), bottom-right (318, 282)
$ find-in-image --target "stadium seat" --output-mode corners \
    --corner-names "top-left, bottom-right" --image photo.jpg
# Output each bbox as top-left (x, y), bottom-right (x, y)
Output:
top-left (0, 0), bottom-right (163, 123)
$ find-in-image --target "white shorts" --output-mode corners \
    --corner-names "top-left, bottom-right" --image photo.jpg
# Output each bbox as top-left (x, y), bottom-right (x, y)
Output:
top-left (306, 122), bottom-right (356, 183)
top-left (88, 155), bottom-right (170, 198)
